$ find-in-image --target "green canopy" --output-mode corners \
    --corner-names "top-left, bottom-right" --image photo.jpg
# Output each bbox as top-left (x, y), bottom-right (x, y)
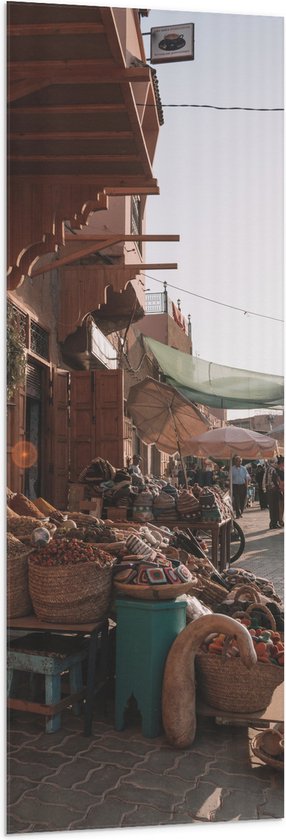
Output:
top-left (144, 337), bottom-right (284, 410)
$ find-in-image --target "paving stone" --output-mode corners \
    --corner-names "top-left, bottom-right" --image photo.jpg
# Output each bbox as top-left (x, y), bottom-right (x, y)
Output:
top-left (8, 794), bottom-right (83, 832)
top-left (120, 766), bottom-right (195, 798)
top-left (7, 814), bottom-right (42, 834)
top-left (75, 763), bottom-right (132, 796)
top-left (78, 744), bottom-right (147, 769)
top-left (93, 734), bottom-right (156, 756)
top-left (203, 766), bottom-right (275, 794)
top-left (8, 747), bottom-right (64, 769)
top-left (24, 780), bottom-right (97, 813)
top-left (114, 770), bottom-right (193, 812)
top-left (48, 755), bottom-right (102, 787)
top-left (7, 777), bottom-right (37, 806)
top-left (7, 757), bottom-right (57, 783)
top-left (174, 780), bottom-right (224, 820)
top-left (212, 785), bottom-right (267, 821)
top-left (122, 803), bottom-right (177, 827)
top-left (68, 794), bottom-right (138, 830)
top-left (166, 752), bottom-right (217, 780)
top-left (257, 784), bottom-right (285, 819)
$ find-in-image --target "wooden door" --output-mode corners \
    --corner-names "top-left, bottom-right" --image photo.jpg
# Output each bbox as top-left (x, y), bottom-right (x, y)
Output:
top-left (69, 371), bottom-right (96, 482)
top-left (94, 369), bottom-right (124, 468)
top-left (48, 368), bottom-right (69, 509)
top-left (69, 368), bottom-right (124, 478)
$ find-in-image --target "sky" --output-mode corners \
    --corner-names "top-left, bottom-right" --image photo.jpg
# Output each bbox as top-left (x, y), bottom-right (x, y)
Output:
top-left (139, 2), bottom-right (284, 394)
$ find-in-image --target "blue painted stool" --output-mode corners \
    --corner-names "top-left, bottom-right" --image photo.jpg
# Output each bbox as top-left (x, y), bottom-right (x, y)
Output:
top-left (115, 597), bottom-right (186, 738)
top-left (7, 633), bottom-right (87, 733)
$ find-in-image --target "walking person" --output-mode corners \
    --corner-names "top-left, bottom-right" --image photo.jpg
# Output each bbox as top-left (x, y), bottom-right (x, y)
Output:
top-left (255, 461), bottom-right (268, 510)
top-left (263, 458), bottom-right (281, 529)
top-left (276, 455), bottom-right (284, 527)
top-left (231, 456), bottom-right (250, 518)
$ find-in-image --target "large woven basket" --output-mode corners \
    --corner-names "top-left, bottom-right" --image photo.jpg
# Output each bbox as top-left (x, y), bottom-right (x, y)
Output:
top-left (28, 560), bottom-right (114, 623)
top-left (195, 605), bottom-right (283, 713)
top-left (7, 550), bottom-right (33, 618)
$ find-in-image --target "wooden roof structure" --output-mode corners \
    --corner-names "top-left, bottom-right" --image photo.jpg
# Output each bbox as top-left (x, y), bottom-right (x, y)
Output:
top-left (7, 3), bottom-right (165, 291)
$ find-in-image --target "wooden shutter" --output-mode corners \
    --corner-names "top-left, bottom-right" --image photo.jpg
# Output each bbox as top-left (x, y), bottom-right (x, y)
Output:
top-left (7, 384), bottom-right (26, 493)
top-left (48, 368), bottom-right (69, 509)
top-left (94, 369), bottom-right (124, 468)
top-left (69, 368), bottom-right (124, 480)
top-left (69, 371), bottom-right (96, 482)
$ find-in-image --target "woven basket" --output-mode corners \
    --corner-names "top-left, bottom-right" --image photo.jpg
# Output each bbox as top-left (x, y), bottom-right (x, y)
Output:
top-left (196, 652), bottom-right (283, 713)
top-left (7, 549), bottom-right (33, 618)
top-left (251, 730), bottom-right (284, 771)
top-left (195, 608), bottom-right (284, 713)
top-left (28, 559), bottom-right (114, 623)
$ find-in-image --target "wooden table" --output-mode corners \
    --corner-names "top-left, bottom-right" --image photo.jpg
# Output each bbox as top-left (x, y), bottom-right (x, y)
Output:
top-left (7, 614), bottom-right (109, 736)
top-left (154, 518), bottom-right (232, 572)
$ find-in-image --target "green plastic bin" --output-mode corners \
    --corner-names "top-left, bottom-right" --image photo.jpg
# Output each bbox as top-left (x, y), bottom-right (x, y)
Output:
top-left (115, 597), bottom-right (186, 738)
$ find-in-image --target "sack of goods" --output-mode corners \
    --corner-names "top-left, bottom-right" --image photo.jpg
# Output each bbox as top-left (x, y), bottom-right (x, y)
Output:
top-left (28, 537), bottom-right (116, 623)
top-left (153, 491), bottom-right (177, 522)
top-left (176, 490), bottom-right (201, 519)
top-left (132, 490), bottom-right (154, 522)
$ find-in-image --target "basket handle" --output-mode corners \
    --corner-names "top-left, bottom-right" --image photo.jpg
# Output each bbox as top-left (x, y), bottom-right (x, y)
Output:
top-left (233, 584), bottom-right (261, 604)
top-left (245, 602), bottom-right (277, 631)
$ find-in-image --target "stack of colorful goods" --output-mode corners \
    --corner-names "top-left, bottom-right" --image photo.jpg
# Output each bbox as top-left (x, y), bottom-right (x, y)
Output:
top-left (153, 490), bottom-right (178, 523)
top-left (132, 489), bottom-right (155, 522)
top-left (176, 489), bottom-right (201, 520)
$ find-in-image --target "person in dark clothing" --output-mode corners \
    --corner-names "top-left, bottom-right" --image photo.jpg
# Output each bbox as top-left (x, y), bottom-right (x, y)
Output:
top-left (255, 461), bottom-right (268, 510)
top-left (263, 459), bottom-right (281, 529)
top-left (276, 456), bottom-right (284, 526)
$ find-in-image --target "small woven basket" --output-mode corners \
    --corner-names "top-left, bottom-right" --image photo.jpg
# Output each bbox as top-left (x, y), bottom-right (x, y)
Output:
top-left (7, 550), bottom-right (33, 618)
top-left (195, 607), bottom-right (284, 713)
top-left (28, 560), bottom-right (115, 623)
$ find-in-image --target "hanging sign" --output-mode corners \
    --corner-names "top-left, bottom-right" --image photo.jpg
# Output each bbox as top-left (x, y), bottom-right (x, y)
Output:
top-left (150, 23), bottom-right (194, 64)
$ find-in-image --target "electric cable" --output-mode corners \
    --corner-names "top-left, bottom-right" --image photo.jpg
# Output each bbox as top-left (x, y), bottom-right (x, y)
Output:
top-left (141, 274), bottom-right (284, 323)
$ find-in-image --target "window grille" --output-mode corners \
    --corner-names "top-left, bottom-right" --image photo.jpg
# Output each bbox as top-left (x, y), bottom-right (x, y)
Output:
top-left (30, 321), bottom-right (49, 360)
top-left (9, 303), bottom-right (28, 345)
top-left (131, 195), bottom-right (142, 255)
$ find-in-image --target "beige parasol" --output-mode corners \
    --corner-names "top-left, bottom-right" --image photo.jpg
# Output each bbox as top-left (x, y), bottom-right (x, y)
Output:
top-left (127, 377), bottom-right (210, 485)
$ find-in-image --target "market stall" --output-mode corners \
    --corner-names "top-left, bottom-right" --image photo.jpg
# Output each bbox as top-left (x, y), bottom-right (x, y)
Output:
top-left (6, 487), bottom-right (284, 767)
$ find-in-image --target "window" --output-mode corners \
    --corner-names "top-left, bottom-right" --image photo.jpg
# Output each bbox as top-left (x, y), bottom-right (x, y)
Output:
top-left (130, 195), bottom-right (142, 255)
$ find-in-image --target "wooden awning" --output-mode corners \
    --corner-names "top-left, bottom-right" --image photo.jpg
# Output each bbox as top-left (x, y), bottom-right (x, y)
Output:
top-left (7, 3), bottom-right (161, 289)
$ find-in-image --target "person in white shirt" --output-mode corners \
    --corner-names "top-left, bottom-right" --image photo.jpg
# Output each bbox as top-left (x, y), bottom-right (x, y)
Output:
top-left (231, 456), bottom-right (250, 518)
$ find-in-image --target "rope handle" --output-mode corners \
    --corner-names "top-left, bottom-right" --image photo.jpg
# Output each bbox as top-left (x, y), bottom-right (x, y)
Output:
top-left (232, 584), bottom-right (261, 604)
top-left (245, 602), bottom-right (277, 630)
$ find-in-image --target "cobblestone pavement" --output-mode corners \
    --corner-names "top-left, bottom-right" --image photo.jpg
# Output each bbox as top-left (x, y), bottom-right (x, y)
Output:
top-left (6, 504), bottom-right (284, 834)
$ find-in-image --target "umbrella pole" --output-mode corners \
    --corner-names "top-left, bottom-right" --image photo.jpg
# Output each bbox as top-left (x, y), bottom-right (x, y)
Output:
top-left (168, 404), bottom-right (189, 489)
top-left (177, 442), bottom-right (188, 489)
top-left (229, 456), bottom-right (233, 504)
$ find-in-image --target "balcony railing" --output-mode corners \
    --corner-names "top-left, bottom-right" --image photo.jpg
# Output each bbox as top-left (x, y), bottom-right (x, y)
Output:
top-left (145, 292), bottom-right (172, 315)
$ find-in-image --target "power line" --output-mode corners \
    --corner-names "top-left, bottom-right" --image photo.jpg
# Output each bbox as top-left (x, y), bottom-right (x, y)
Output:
top-left (136, 102), bottom-right (283, 111)
top-left (141, 274), bottom-right (284, 323)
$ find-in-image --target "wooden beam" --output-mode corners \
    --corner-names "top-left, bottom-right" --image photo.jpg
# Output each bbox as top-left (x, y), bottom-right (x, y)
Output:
top-left (10, 154), bottom-right (140, 163)
top-left (9, 23), bottom-right (105, 36)
top-left (31, 236), bottom-right (127, 277)
top-left (65, 234), bottom-right (180, 242)
top-left (8, 104), bottom-right (127, 115)
top-left (9, 131), bottom-right (134, 142)
top-left (9, 174), bottom-right (160, 190)
top-left (8, 62), bottom-right (152, 84)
